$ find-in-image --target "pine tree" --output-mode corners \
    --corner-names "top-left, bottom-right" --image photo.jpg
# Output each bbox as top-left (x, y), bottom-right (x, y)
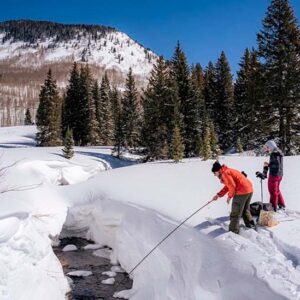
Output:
top-left (214, 51), bottom-right (235, 151)
top-left (235, 49), bottom-right (267, 149)
top-left (191, 63), bottom-right (205, 118)
top-left (257, 0), bottom-right (300, 154)
top-left (171, 42), bottom-right (200, 157)
top-left (236, 137), bottom-right (243, 153)
top-left (24, 108), bottom-right (33, 125)
top-left (36, 69), bottom-right (62, 146)
top-left (98, 73), bottom-right (114, 145)
top-left (203, 61), bottom-right (218, 122)
top-left (171, 124), bottom-right (184, 163)
top-left (112, 88), bottom-right (124, 158)
top-left (142, 57), bottom-right (173, 159)
top-left (201, 125), bottom-right (212, 161)
top-left (77, 65), bottom-right (95, 146)
top-left (122, 68), bottom-right (140, 149)
top-left (62, 127), bottom-right (75, 159)
top-left (88, 82), bottom-right (100, 145)
top-left (209, 121), bottom-right (221, 159)
top-left (63, 63), bottom-right (81, 143)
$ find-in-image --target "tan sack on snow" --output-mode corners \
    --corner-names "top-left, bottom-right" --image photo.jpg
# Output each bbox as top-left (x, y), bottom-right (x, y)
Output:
top-left (258, 210), bottom-right (279, 227)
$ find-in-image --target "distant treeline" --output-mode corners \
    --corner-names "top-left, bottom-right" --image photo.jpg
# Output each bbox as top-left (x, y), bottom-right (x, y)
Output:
top-left (0, 20), bottom-right (115, 44)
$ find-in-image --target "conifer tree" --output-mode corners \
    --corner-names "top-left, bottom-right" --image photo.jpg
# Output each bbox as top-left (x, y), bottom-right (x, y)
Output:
top-left (203, 62), bottom-right (218, 122)
top-left (62, 127), bottom-right (75, 159)
top-left (122, 68), bottom-right (140, 149)
top-left (214, 51), bottom-right (235, 151)
top-left (257, 0), bottom-right (300, 154)
top-left (36, 69), bottom-right (62, 146)
top-left (98, 73), bottom-right (114, 145)
top-left (236, 137), bottom-right (243, 153)
top-left (209, 121), bottom-right (221, 159)
top-left (24, 108), bottom-right (33, 125)
top-left (87, 81), bottom-right (100, 145)
top-left (191, 63), bottom-right (205, 121)
top-left (112, 88), bottom-right (124, 158)
top-left (142, 57), bottom-right (174, 159)
top-left (171, 42), bottom-right (200, 157)
top-left (77, 65), bottom-right (94, 146)
top-left (171, 124), bottom-right (184, 163)
top-left (201, 125), bottom-right (212, 161)
top-left (63, 63), bottom-right (81, 143)
top-left (191, 63), bottom-right (205, 93)
top-left (235, 49), bottom-right (267, 149)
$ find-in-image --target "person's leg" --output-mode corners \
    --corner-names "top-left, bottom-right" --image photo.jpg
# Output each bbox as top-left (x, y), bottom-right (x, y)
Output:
top-left (229, 195), bottom-right (247, 234)
top-left (242, 193), bottom-right (253, 227)
top-left (268, 175), bottom-right (278, 211)
top-left (277, 176), bottom-right (286, 208)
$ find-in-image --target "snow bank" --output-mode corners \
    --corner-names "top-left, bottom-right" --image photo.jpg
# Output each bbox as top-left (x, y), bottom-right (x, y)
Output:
top-left (0, 214), bottom-right (69, 300)
top-left (62, 199), bottom-right (294, 300)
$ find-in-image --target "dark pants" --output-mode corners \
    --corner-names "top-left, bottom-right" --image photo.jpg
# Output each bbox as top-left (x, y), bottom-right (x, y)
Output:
top-left (268, 175), bottom-right (285, 210)
top-left (229, 193), bottom-right (253, 234)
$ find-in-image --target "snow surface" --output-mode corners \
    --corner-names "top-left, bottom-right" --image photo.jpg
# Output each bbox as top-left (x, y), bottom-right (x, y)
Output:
top-left (1, 125), bottom-right (300, 299)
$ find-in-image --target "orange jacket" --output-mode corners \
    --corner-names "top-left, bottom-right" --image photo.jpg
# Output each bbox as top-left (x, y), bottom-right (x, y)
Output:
top-left (217, 165), bottom-right (253, 198)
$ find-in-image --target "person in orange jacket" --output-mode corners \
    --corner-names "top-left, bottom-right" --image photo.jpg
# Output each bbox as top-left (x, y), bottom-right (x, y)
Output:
top-left (211, 161), bottom-right (256, 234)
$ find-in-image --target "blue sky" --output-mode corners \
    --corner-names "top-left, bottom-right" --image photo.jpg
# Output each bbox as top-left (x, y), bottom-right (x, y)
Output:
top-left (1, 0), bottom-right (299, 74)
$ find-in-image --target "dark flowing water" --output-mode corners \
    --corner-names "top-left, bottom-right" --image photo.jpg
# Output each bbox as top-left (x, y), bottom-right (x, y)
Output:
top-left (53, 237), bottom-right (133, 300)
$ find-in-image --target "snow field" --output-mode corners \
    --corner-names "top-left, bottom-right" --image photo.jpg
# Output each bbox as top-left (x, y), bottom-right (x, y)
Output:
top-left (1, 126), bottom-right (300, 299)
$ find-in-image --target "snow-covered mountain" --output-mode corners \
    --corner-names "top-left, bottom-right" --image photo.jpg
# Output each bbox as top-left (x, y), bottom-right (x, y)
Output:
top-left (0, 20), bottom-right (156, 78)
top-left (0, 20), bottom-right (158, 126)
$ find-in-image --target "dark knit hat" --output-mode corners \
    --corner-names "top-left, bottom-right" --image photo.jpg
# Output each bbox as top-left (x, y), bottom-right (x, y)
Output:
top-left (211, 161), bottom-right (222, 172)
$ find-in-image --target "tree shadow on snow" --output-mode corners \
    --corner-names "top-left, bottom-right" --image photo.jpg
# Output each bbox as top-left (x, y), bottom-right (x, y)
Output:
top-left (0, 141), bottom-right (36, 148)
top-left (75, 150), bottom-right (138, 169)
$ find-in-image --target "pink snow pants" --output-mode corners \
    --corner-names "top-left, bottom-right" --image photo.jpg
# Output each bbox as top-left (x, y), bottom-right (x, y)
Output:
top-left (268, 175), bottom-right (285, 210)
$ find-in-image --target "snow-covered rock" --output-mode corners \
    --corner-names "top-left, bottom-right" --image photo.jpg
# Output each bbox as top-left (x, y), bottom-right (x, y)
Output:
top-left (62, 244), bottom-right (78, 252)
top-left (67, 270), bottom-right (92, 277)
top-left (83, 243), bottom-right (103, 250)
top-left (93, 248), bottom-right (112, 259)
top-left (101, 278), bottom-right (115, 285)
top-left (102, 271), bottom-right (117, 277)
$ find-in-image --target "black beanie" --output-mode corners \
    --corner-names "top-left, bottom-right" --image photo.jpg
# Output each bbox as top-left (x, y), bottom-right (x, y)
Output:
top-left (211, 161), bottom-right (222, 172)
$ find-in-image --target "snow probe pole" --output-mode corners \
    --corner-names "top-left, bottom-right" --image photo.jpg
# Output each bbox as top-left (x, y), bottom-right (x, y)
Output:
top-left (127, 199), bottom-right (214, 276)
top-left (261, 178), bottom-right (263, 203)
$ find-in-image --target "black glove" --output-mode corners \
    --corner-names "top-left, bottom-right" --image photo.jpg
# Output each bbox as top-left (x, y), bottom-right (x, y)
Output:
top-left (256, 171), bottom-right (266, 180)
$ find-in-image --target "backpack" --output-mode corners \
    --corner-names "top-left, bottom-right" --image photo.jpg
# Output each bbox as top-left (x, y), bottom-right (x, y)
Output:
top-left (250, 201), bottom-right (274, 216)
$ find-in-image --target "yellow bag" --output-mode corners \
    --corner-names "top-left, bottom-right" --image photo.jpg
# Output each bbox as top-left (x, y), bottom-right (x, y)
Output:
top-left (258, 210), bottom-right (279, 227)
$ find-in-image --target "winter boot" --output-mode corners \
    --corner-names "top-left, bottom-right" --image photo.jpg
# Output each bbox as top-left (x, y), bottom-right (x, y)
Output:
top-left (246, 220), bottom-right (257, 231)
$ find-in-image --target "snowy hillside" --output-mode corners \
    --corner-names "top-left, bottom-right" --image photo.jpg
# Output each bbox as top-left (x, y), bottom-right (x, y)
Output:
top-left (0, 20), bottom-right (157, 77)
top-left (0, 20), bottom-right (158, 126)
top-left (0, 126), bottom-right (300, 300)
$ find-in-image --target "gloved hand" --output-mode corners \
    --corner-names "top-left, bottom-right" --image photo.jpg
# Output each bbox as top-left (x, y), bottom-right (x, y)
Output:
top-left (256, 171), bottom-right (266, 180)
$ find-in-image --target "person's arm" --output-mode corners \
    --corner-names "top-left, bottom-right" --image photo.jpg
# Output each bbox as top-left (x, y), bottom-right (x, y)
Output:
top-left (217, 186), bottom-right (229, 198)
top-left (222, 174), bottom-right (236, 199)
top-left (263, 163), bottom-right (269, 178)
